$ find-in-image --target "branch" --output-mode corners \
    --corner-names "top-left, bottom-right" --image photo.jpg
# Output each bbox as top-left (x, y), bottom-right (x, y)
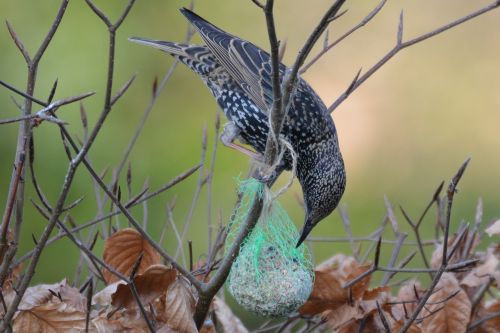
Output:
top-left (328, 0), bottom-right (500, 113)
top-left (262, 0), bottom-right (283, 164)
top-left (193, 193), bottom-right (264, 327)
top-left (14, 164), bottom-right (201, 267)
top-left (300, 0), bottom-right (387, 74)
top-left (397, 158), bottom-right (471, 333)
top-left (0, 0), bottom-right (70, 292)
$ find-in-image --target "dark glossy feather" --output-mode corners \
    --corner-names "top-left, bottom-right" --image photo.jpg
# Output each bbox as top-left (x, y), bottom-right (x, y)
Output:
top-left (180, 8), bottom-right (287, 112)
top-left (131, 9), bottom-right (347, 248)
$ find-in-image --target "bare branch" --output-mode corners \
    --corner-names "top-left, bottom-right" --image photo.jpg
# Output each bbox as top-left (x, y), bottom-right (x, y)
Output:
top-left (110, 74), bottom-right (136, 106)
top-left (301, 0), bottom-right (387, 74)
top-left (397, 10), bottom-right (404, 45)
top-left (5, 20), bottom-right (31, 63)
top-left (250, 0), bottom-right (264, 9)
top-left (329, 1), bottom-right (500, 113)
top-left (0, 80), bottom-right (48, 107)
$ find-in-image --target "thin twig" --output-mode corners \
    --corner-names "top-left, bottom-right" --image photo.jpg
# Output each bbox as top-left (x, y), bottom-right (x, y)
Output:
top-left (300, 0), bottom-right (387, 73)
top-left (14, 164), bottom-right (201, 266)
top-left (468, 311), bottom-right (500, 331)
top-left (175, 128), bottom-right (208, 261)
top-left (328, 1), bottom-right (500, 113)
top-left (397, 158), bottom-right (471, 333)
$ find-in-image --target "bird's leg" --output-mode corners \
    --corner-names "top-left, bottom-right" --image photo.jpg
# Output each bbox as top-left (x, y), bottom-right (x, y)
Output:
top-left (220, 122), bottom-right (263, 161)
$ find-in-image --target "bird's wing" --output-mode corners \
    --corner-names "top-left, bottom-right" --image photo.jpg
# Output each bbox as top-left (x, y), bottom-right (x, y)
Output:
top-left (181, 8), bottom-right (286, 113)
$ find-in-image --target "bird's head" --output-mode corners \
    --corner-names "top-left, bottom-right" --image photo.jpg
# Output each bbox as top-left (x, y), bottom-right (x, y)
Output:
top-left (296, 147), bottom-right (346, 247)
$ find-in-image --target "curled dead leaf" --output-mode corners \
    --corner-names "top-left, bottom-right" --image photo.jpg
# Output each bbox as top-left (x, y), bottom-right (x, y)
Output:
top-left (18, 279), bottom-right (86, 312)
top-left (345, 263), bottom-right (372, 300)
top-left (92, 308), bottom-right (149, 333)
top-left (92, 281), bottom-right (126, 307)
top-left (325, 304), bottom-right (362, 330)
top-left (430, 231), bottom-right (479, 271)
top-left (103, 228), bottom-right (161, 284)
top-left (392, 280), bottom-right (424, 320)
top-left (461, 250), bottom-right (499, 289)
top-left (316, 253), bottom-right (351, 273)
top-left (470, 299), bottom-right (500, 333)
top-left (13, 280), bottom-right (91, 332)
top-left (111, 265), bottom-right (177, 312)
top-left (485, 220), bottom-right (500, 237)
top-left (159, 277), bottom-right (198, 333)
top-left (212, 297), bottom-right (248, 333)
top-left (421, 273), bottom-right (471, 333)
top-left (392, 320), bottom-right (422, 333)
top-left (298, 270), bottom-right (347, 315)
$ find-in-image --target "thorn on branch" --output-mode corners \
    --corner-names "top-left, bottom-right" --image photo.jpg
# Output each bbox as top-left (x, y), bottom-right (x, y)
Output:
top-left (345, 68), bottom-right (362, 97)
top-left (251, 0), bottom-right (265, 9)
top-left (111, 74), bottom-right (136, 106)
top-left (129, 252), bottom-right (143, 279)
top-left (47, 79), bottom-right (58, 104)
top-left (327, 8), bottom-right (348, 23)
top-left (397, 10), bottom-right (404, 45)
top-left (31, 234), bottom-right (38, 245)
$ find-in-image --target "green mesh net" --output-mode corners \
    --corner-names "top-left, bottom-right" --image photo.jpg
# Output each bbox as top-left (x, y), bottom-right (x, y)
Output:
top-left (225, 178), bottom-right (314, 317)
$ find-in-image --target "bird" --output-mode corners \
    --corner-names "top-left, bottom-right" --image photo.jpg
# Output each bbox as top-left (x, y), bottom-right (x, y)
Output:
top-left (129, 8), bottom-right (346, 247)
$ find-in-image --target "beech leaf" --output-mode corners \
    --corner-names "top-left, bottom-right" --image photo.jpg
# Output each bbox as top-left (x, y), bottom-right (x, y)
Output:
top-left (299, 270), bottom-right (347, 315)
top-left (111, 265), bottom-right (177, 311)
top-left (160, 277), bottom-right (198, 333)
top-left (212, 297), bottom-right (248, 333)
top-left (13, 281), bottom-right (91, 333)
top-left (103, 228), bottom-right (161, 284)
top-left (421, 273), bottom-right (471, 333)
top-left (485, 219), bottom-right (500, 237)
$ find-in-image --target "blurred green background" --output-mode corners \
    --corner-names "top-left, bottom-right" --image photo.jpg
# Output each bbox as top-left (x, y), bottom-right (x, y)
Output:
top-left (1, 0), bottom-right (499, 326)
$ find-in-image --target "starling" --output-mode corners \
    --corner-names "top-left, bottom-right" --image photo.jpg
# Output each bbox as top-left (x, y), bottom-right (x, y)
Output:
top-left (130, 8), bottom-right (346, 247)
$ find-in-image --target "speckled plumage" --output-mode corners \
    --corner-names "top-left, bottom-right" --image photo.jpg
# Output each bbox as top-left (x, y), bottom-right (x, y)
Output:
top-left (130, 8), bottom-right (346, 247)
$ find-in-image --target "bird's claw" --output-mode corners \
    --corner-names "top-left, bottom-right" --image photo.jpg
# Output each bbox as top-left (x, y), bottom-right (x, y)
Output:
top-left (253, 168), bottom-right (280, 186)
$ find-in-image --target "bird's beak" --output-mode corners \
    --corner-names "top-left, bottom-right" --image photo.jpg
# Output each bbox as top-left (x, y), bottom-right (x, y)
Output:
top-left (296, 220), bottom-right (314, 248)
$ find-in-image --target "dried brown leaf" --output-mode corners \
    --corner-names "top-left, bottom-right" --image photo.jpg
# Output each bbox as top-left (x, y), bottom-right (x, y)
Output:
top-left (485, 220), bottom-right (500, 237)
top-left (421, 273), bottom-right (472, 333)
top-left (103, 228), bottom-right (161, 284)
top-left (298, 270), bottom-right (347, 315)
top-left (111, 265), bottom-right (177, 311)
top-left (92, 282), bottom-right (125, 307)
top-left (19, 279), bottom-right (86, 312)
top-left (92, 308), bottom-right (148, 333)
top-left (392, 280), bottom-right (424, 320)
top-left (13, 281), bottom-right (91, 333)
top-left (474, 299), bottom-right (500, 333)
top-left (160, 277), bottom-right (198, 333)
top-left (211, 296), bottom-right (248, 333)
top-left (430, 230), bottom-right (479, 272)
top-left (325, 304), bottom-right (362, 330)
top-left (392, 320), bottom-right (422, 333)
top-left (13, 305), bottom-right (92, 333)
top-left (469, 302), bottom-right (497, 333)
top-left (363, 286), bottom-right (391, 301)
top-left (317, 254), bottom-right (372, 299)
top-left (316, 253), bottom-right (351, 273)
top-left (346, 263), bottom-right (372, 300)
top-left (462, 251), bottom-right (499, 288)
top-left (338, 310), bottom-right (390, 333)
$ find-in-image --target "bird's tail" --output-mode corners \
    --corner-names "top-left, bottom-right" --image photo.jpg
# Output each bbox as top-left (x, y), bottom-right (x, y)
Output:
top-left (129, 37), bottom-right (216, 76)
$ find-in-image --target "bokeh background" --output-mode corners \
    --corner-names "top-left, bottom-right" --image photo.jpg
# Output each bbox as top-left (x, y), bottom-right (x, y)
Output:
top-left (1, 0), bottom-right (499, 326)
